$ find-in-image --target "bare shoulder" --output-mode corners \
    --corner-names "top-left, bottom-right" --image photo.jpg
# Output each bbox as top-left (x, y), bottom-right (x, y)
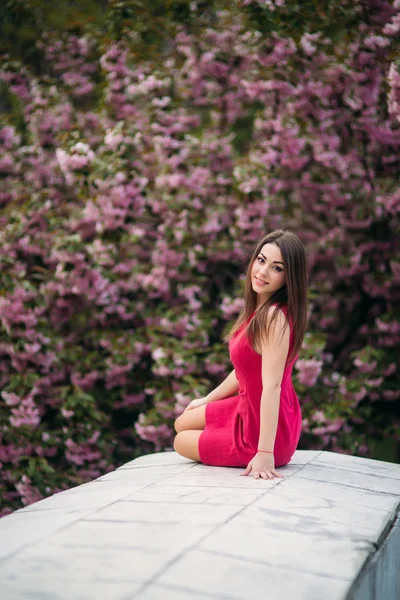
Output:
top-left (265, 305), bottom-right (289, 332)
top-left (260, 306), bottom-right (291, 386)
top-left (254, 305), bottom-right (289, 353)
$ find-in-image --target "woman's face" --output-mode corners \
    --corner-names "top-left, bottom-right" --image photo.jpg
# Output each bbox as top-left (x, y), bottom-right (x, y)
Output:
top-left (251, 242), bottom-right (286, 304)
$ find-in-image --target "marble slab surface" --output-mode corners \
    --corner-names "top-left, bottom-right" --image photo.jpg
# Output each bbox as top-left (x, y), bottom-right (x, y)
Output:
top-left (0, 449), bottom-right (399, 600)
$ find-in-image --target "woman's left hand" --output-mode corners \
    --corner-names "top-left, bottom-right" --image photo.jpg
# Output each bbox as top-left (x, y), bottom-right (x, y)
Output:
top-left (240, 452), bottom-right (284, 480)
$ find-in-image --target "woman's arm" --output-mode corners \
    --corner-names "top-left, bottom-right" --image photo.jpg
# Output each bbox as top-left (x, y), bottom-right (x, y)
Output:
top-left (206, 368), bottom-right (239, 403)
top-left (258, 310), bottom-right (290, 452)
top-left (241, 308), bottom-right (289, 478)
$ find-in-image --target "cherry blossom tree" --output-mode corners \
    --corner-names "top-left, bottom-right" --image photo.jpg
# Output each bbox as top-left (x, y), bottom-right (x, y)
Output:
top-left (0, 0), bottom-right (399, 514)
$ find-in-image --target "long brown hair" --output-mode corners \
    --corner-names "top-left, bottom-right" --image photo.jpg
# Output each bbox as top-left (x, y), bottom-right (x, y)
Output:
top-left (223, 229), bottom-right (308, 362)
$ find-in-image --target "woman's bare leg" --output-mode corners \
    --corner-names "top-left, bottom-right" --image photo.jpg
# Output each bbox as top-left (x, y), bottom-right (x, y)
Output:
top-left (173, 405), bottom-right (207, 461)
top-left (173, 430), bottom-right (202, 461)
top-left (174, 405), bottom-right (206, 433)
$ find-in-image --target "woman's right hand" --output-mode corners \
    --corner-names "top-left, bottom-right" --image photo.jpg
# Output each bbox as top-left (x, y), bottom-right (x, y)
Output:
top-left (183, 396), bottom-right (210, 412)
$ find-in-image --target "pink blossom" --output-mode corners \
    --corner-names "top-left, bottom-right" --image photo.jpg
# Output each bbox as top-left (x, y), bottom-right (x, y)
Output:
top-left (295, 359), bottom-right (323, 387)
top-left (177, 284), bottom-right (202, 311)
top-left (65, 437), bottom-right (101, 466)
top-left (104, 130), bottom-right (124, 150)
top-left (376, 318), bottom-right (400, 333)
top-left (384, 363), bottom-right (396, 376)
top-left (388, 63), bottom-right (400, 121)
top-left (153, 364), bottom-right (173, 377)
top-left (205, 362), bottom-right (227, 375)
top-left (56, 142), bottom-right (95, 184)
top-left (174, 392), bottom-right (191, 415)
top-left (71, 371), bottom-right (101, 390)
top-left (313, 418), bottom-right (344, 436)
top-left (105, 362), bottom-right (133, 389)
top-left (352, 387), bottom-right (367, 406)
top-left (366, 377), bottom-right (383, 387)
top-left (15, 475), bottom-right (43, 506)
top-left (1, 391), bottom-right (20, 406)
top-left (300, 33), bottom-right (321, 56)
top-left (134, 416), bottom-right (173, 451)
top-left (9, 396), bottom-right (41, 428)
top-left (62, 72), bottom-right (94, 96)
top-left (311, 410), bottom-right (326, 423)
top-left (152, 347), bottom-right (167, 361)
top-left (382, 390), bottom-right (399, 401)
top-left (364, 35), bottom-right (390, 51)
top-left (0, 125), bottom-right (21, 148)
top-left (353, 358), bottom-right (377, 373)
top-left (383, 13), bottom-right (400, 36)
top-left (61, 408), bottom-right (74, 419)
top-left (155, 173), bottom-right (185, 189)
top-left (114, 392), bottom-right (146, 409)
top-left (220, 297), bottom-right (245, 319)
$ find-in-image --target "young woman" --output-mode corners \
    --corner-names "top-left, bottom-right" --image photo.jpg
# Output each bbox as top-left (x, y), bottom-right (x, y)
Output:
top-left (173, 229), bottom-right (308, 480)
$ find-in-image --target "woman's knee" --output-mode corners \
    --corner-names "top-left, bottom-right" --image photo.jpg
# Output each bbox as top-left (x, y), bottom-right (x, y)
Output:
top-left (173, 430), bottom-right (201, 461)
top-left (174, 414), bottom-right (184, 433)
top-left (174, 431), bottom-right (188, 457)
top-left (173, 431), bottom-right (183, 452)
top-left (174, 405), bottom-right (206, 434)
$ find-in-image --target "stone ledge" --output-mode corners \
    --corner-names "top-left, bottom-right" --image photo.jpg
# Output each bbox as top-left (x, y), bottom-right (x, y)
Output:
top-left (0, 450), bottom-right (399, 600)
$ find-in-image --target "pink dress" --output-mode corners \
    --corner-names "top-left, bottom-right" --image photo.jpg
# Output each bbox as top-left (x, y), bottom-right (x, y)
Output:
top-left (198, 304), bottom-right (302, 468)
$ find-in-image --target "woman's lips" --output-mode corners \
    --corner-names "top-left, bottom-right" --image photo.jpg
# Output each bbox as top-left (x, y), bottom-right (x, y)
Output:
top-left (254, 276), bottom-right (268, 286)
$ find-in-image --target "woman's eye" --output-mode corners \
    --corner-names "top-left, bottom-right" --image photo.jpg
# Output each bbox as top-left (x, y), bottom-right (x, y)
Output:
top-left (257, 257), bottom-right (282, 272)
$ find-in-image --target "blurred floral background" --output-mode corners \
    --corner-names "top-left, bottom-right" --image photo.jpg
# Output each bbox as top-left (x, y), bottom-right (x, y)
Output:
top-left (0, 0), bottom-right (399, 515)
